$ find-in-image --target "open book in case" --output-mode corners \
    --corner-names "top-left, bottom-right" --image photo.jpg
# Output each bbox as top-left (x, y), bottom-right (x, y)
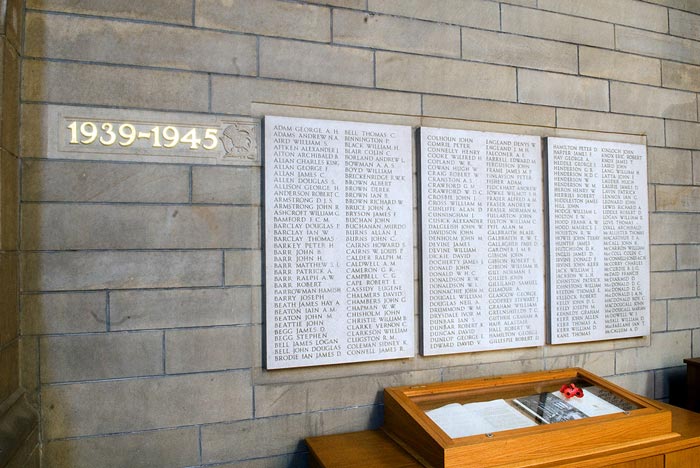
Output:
top-left (383, 368), bottom-right (676, 468)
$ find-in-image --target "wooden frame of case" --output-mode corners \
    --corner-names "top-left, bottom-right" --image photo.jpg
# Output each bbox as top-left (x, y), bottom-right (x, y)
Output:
top-left (383, 368), bottom-right (676, 468)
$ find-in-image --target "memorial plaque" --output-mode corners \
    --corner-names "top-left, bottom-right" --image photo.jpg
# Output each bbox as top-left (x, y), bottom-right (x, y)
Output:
top-left (265, 116), bottom-right (414, 369)
top-left (547, 137), bottom-right (649, 344)
top-left (420, 127), bottom-right (545, 356)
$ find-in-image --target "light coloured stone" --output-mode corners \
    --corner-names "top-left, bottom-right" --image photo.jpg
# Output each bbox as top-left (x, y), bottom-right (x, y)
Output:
top-left (2, 42), bottom-right (19, 156)
top-left (307, 0), bottom-right (363, 7)
top-left (461, 28), bottom-right (577, 74)
top-left (648, 147), bottom-right (692, 185)
top-left (209, 454), bottom-right (306, 468)
top-left (0, 151), bottom-right (18, 251)
top-left (334, 10), bottom-right (460, 58)
top-left (376, 51), bottom-right (516, 101)
top-left (19, 336), bottom-right (39, 408)
top-left (22, 204), bottom-right (259, 250)
top-left (644, 0), bottom-right (700, 14)
top-left (211, 75), bottom-right (421, 117)
top-left (538, 0), bottom-right (668, 33)
top-left (22, 160), bottom-right (190, 203)
top-left (607, 371), bottom-right (654, 398)
top-left (651, 300), bottom-right (667, 332)
top-left (656, 185), bottom-right (700, 212)
top-left (695, 152), bottom-right (700, 184)
top-left (165, 326), bottom-right (251, 374)
top-left (579, 47), bottom-right (661, 86)
top-left (22, 60), bottom-right (208, 112)
top-left (695, 330), bottom-right (700, 357)
top-left (669, 9), bottom-right (700, 41)
top-left (557, 109), bottom-right (664, 146)
top-left (650, 245), bottom-right (676, 271)
top-left (195, 0), bottom-right (330, 42)
top-left (651, 213), bottom-right (700, 243)
top-left (0, 341), bottom-right (18, 403)
top-left (502, 4), bottom-right (615, 48)
top-left (617, 26), bottom-right (700, 65)
top-left (441, 359), bottom-right (545, 382)
top-left (21, 292), bottom-right (106, 335)
top-left (42, 370), bottom-right (253, 439)
top-left (259, 38), bottom-right (373, 87)
top-left (110, 287), bottom-right (254, 330)
top-left (611, 81), bottom-right (697, 120)
top-left (25, 12), bottom-right (257, 75)
top-left (650, 271), bottom-right (696, 299)
top-left (663, 61), bottom-right (700, 92)
top-left (667, 120), bottom-right (700, 150)
top-left (43, 428), bottom-right (199, 468)
top-left (0, 252), bottom-right (18, 346)
top-left (26, 0), bottom-right (193, 25)
top-left (3, 0), bottom-right (23, 51)
top-left (518, 69), bottom-right (609, 111)
top-left (654, 366), bottom-right (686, 400)
top-left (544, 352), bottom-right (616, 377)
top-left (225, 250), bottom-right (262, 286)
top-left (40, 331), bottom-right (163, 383)
top-left (192, 166), bottom-right (260, 205)
top-left (368, 0), bottom-right (500, 29)
top-left (616, 331), bottom-right (691, 373)
top-left (422, 95), bottom-right (555, 127)
top-left (668, 298), bottom-right (700, 330)
top-left (677, 245), bottom-right (700, 269)
top-left (21, 250), bottom-right (222, 292)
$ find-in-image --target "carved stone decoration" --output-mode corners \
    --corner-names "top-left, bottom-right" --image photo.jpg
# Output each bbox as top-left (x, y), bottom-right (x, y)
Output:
top-left (220, 121), bottom-right (258, 160)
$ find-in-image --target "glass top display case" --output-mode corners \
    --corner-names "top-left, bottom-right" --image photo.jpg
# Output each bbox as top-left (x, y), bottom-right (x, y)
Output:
top-left (382, 368), bottom-right (676, 468)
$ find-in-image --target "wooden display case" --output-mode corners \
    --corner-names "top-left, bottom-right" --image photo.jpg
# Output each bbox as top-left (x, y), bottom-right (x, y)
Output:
top-left (383, 368), bottom-right (676, 468)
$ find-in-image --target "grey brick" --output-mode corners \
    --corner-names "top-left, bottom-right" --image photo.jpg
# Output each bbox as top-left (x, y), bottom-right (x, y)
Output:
top-left (657, 185), bottom-right (700, 212)
top-left (650, 245), bottom-right (676, 271)
top-left (376, 51), bottom-right (516, 101)
top-left (21, 292), bottom-right (106, 335)
top-left (650, 271), bottom-right (696, 299)
top-left (22, 204), bottom-right (259, 250)
top-left (25, 12), bottom-right (256, 75)
top-left (368, 0), bottom-right (500, 30)
top-left (43, 428), bottom-right (200, 468)
top-left (422, 95), bottom-right (555, 127)
top-left (663, 61), bottom-right (700, 92)
top-left (21, 251), bottom-right (222, 292)
top-left (22, 160), bottom-right (190, 203)
top-left (617, 26), bottom-right (700, 65)
top-left (670, 9), bottom-right (700, 41)
top-left (556, 109), bottom-right (665, 146)
top-left (648, 147), bottom-right (692, 185)
top-left (502, 4), bottom-right (615, 48)
top-left (334, 10), bottom-right (460, 58)
top-left (518, 69), bottom-right (609, 111)
top-left (259, 38), bottom-right (373, 87)
top-left (192, 166), bottom-right (260, 205)
top-left (42, 370), bottom-right (253, 439)
top-left (611, 82), bottom-right (697, 120)
top-left (165, 326), bottom-right (252, 374)
top-left (579, 47), bottom-right (661, 86)
top-left (678, 245), bottom-right (700, 269)
top-left (26, 0), bottom-right (193, 25)
top-left (666, 120), bottom-right (700, 149)
top-left (461, 28), bottom-right (577, 74)
top-left (669, 298), bottom-right (700, 330)
top-left (196, 0), bottom-right (330, 42)
top-left (40, 331), bottom-right (163, 383)
top-left (538, 0), bottom-right (668, 33)
top-left (110, 287), bottom-right (254, 330)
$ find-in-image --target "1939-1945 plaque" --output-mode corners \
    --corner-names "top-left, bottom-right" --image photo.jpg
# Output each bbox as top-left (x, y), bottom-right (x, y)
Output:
top-left (265, 116), bottom-right (414, 369)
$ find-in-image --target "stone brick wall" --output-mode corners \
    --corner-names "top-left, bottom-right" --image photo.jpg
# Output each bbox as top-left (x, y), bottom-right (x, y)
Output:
top-left (16, 0), bottom-right (700, 466)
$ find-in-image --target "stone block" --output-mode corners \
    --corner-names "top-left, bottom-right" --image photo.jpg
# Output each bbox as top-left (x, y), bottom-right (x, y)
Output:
top-left (442, 359), bottom-right (545, 382)
top-left (579, 47), bottom-right (661, 86)
top-left (3, 0), bottom-right (23, 51)
top-left (695, 330), bottom-right (700, 357)
top-left (43, 427), bottom-right (199, 468)
top-left (695, 152), bottom-right (700, 184)
top-left (368, 0), bottom-right (500, 29)
top-left (22, 60), bottom-right (208, 112)
top-left (0, 340), bottom-right (18, 403)
top-left (211, 75), bottom-right (421, 117)
top-left (192, 166), bottom-right (260, 205)
top-left (40, 332), bottom-right (163, 383)
top-left (644, 0), bottom-right (700, 14)
top-left (0, 151), bottom-right (18, 251)
top-left (617, 26), bottom-right (700, 65)
top-left (422, 95), bottom-right (555, 127)
top-left (650, 271), bottom-right (696, 300)
top-left (19, 336), bottom-right (39, 409)
top-left (663, 61), bottom-right (700, 92)
top-left (259, 38), bottom-right (373, 87)
top-left (677, 245), bottom-right (700, 269)
top-left (22, 160), bottom-right (190, 203)
top-left (648, 147), bottom-right (692, 185)
top-left (650, 245), bottom-right (676, 271)
top-left (502, 4), bottom-right (615, 48)
top-left (42, 370), bottom-right (253, 439)
top-left (110, 287), bottom-right (254, 330)
top-left (656, 185), bottom-right (700, 212)
top-left (201, 405), bottom-right (377, 463)
top-left (165, 326), bottom-right (252, 374)
top-left (2, 43), bottom-right (19, 156)
top-left (333, 9), bottom-right (460, 58)
top-left (651, 300), bottom-right (667, 332)
top-left (544, 351), bottom-right (616, 377)
top-left (607, 371), bottom-right (654, 398)
top-left (22, 250), bottom-right (222, 292)
top-left (616, 331), bottom-right (691, 373)
top-left (538, 0), bottom-right (668, 33)
top-left (670, 9), bottom-right (700, 41)
top-left (461, 28), bottom-right (577, 74)
top-left (611, 81), bottom-right (697, 120)
top-left (307, 0), bottom-right (363, 7)
top-left (26, 0), bottom-right (193, 25)
top-left (25, 12), bottom-right (256, 75)
top-left (208, 454), bottom-right (306, 468)
top-left (22, 204), bottom-right (259, 250)
top-left (556, 109), bottom-right (665, 146)
top-left (666, 120), bottom-right (700, 150)
top-left (225, 250), bottom-right (262, 286)
top-left (518, 69), bottom-right (609, 111)
top-left (651, 213), bottom-right (700, 244)
top-left (21, 292), bottom-right (106, 335)
top-left (0, 252), bottom-right (18, 346)
top-left (376, 51), bottom-right (516, 101)
top-left (668, 298), bottom-right (700, 330)
top-left (195, 0), bottom-right (330, 42)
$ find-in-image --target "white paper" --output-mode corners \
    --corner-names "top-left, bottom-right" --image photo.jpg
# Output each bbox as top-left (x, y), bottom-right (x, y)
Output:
top-left (553, 390), bottom-right (624, 417)
top-left (425, 399), bottom-right (536, 438)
